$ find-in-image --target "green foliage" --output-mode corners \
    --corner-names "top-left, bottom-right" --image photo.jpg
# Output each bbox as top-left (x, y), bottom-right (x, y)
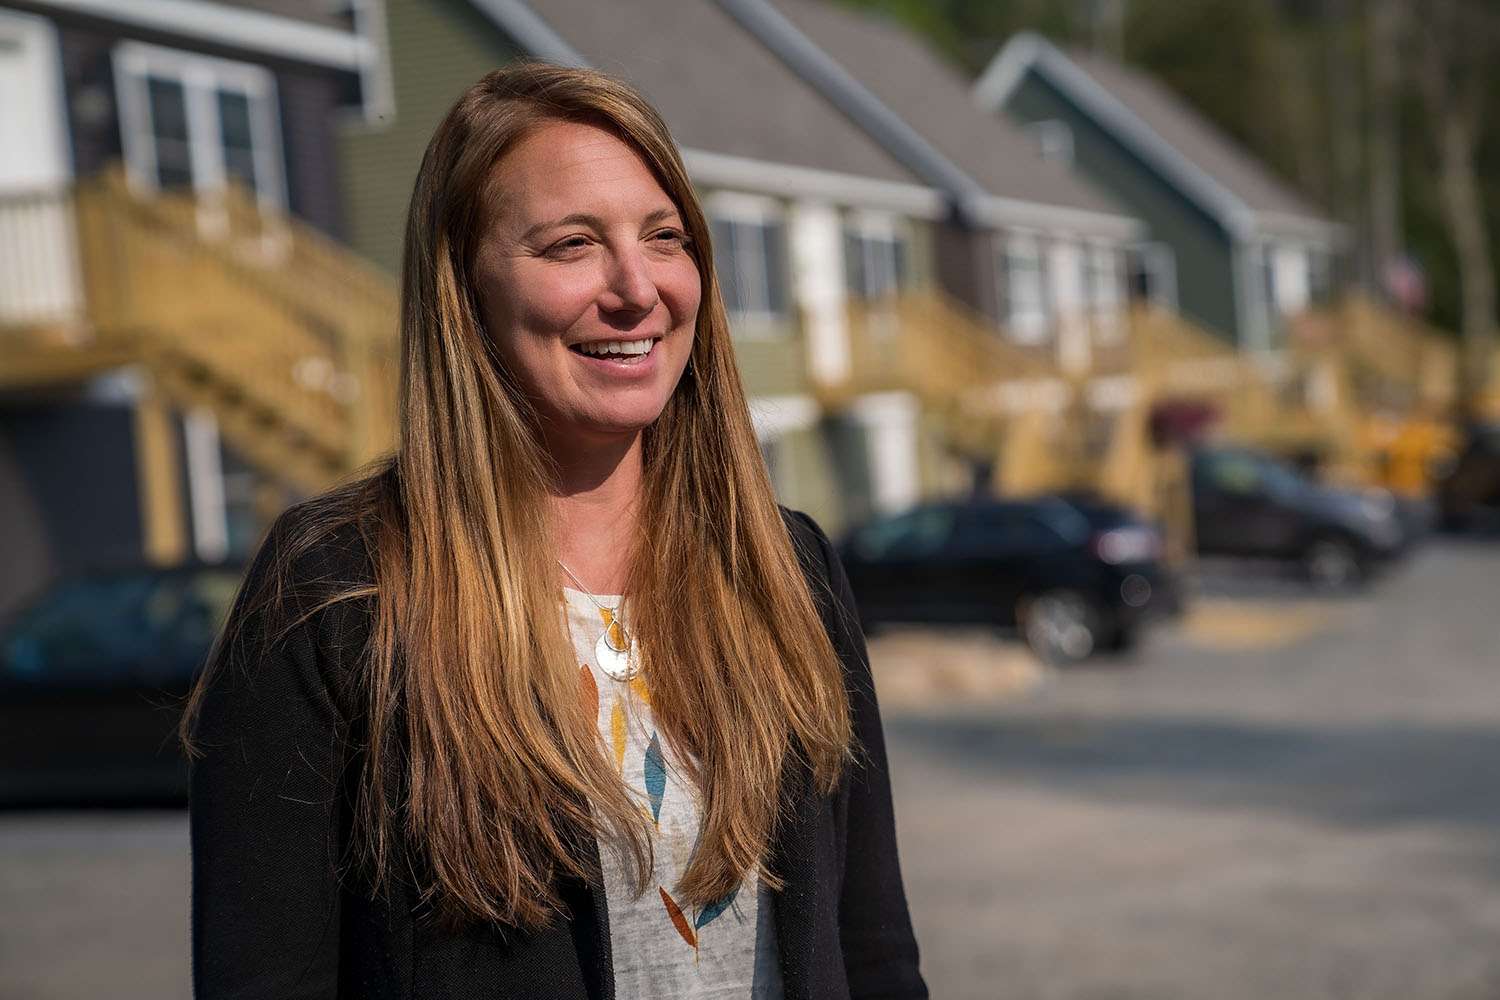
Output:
top-left (830, 0), bottom-right (1498, 339)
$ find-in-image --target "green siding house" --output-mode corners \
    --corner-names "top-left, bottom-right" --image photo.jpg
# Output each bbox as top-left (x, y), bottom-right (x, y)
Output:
top-left (974, 33), bottom-right (1342, 352)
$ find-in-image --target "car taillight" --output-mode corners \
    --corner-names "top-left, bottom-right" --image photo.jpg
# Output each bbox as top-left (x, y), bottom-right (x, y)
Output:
top-left (1092, 526), bottom-right (1160, 565)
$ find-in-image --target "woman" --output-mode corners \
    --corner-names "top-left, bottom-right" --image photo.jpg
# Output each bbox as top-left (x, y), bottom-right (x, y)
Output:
top-left (184, 62), bottom-right (925, 1000)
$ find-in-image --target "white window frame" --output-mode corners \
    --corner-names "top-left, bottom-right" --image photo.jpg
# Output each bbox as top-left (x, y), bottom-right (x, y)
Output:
top-left (114, 41), bottom-right (287, 230)
top-left (706, 191), bottom-right (790, 337)
top-left (1085, 240), bottom-right (1125, 343)
top-left (843, 208), bottom-right (909, 301)
top-left (1000, 229), bottom-right (1049, 344)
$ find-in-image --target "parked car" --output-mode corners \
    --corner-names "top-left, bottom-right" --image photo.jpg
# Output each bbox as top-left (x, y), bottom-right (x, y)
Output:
top-left (1190, 446), bottom-right (1408, 588)
top-left (0, 562), bottom-right (244, 806)
top-left (1435, 423), bottom-right (1500, 533)
top-left (838, 496), bottom-right (1182, 663)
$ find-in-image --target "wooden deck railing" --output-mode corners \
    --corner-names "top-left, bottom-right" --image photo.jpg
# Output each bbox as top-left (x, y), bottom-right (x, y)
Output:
top-left (1, 169), bottom-right (398, 491)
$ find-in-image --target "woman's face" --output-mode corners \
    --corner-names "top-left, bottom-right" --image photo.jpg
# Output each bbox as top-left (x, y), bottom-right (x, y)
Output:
top-left (472, 120), bottom-right (701, 442)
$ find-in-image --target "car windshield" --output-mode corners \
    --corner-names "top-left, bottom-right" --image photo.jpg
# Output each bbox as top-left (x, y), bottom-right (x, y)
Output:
top-left (0, 567), bottom-right (243, 689)
top-left (855, 507), bottom-right (956, 559)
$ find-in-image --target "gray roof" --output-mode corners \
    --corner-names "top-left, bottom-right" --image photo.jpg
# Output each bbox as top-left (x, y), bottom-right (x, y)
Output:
top-left (763, 0), bottom-right (1131, 219)
top-left (1062, 49), bottom-right (1328, 222)
top-left (515, 0), bottom-right (925, 187)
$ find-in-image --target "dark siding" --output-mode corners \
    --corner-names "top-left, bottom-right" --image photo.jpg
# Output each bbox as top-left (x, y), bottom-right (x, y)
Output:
top-left (275, 65), bottom-right (347, 238)
top-left (18, 3), bottom-right (355, 237)
top-left (0, 399), bottom-right (144, 617)
top-left (1006, 73), bottom-right (1240, 343)
top-left (933, 219), bottom-right (1002, 327)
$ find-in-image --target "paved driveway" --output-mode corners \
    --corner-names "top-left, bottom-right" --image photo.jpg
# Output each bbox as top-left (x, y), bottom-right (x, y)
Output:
top-left (2, 541), bottom-right (1497, 999)
top-left (890, 540), bottom-right (1500, 999)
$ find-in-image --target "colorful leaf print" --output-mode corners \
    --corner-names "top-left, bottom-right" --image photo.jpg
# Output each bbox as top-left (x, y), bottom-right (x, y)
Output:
top-left (630, 674), bottom-right (650, 707)
top-left (579, 664), bottom-right (598, 722)
top-left (694, 886), bottom-right (738, 930)
top-left (643, 732), bottom-right (666, 825)
top-left (610, 699), bottom-right (627, 773)
top-left (659, 886), bottom-right (698, 950)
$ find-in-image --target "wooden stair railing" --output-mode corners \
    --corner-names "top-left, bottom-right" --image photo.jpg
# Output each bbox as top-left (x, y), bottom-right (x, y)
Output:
top-left (66, 170), bottom-right (399, 493)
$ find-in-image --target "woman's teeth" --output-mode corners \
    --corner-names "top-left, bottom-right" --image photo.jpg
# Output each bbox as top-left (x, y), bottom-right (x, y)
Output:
top-left (574, 338), bottom-right (656, 357)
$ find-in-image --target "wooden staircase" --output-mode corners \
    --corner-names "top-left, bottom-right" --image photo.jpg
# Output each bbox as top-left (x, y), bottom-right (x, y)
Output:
top-left (838, 290), bottom-right (1078, 494)
top-left (1, 168), bottom-right (398, 495)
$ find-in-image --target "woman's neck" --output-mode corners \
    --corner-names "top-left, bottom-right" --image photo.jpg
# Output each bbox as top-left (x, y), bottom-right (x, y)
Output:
top-left (546, 426), bottom-right (644, 595)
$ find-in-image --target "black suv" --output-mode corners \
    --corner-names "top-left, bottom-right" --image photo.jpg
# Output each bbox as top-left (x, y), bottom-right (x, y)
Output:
top-left (1190, 446), bottom-right (1407, 587)
top-left (839, 496), bottom-right (1181, 663)
top-left (1435, 424), bottom-right (1500, 533)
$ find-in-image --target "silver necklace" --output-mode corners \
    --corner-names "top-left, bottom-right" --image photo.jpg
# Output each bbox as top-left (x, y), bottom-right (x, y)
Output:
top-left (558, 559), bottom-right (640, 682)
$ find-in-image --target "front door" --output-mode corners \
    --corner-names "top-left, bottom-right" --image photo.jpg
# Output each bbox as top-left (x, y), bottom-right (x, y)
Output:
top-left (0, 11), bottom-right (80, 327)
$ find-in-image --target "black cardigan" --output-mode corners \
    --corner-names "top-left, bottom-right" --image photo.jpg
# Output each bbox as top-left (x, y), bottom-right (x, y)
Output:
top-left (189, 504), bottom-right (927, 999)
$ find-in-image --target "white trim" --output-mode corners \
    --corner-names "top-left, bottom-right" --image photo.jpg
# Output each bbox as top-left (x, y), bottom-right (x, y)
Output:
top-left (850, 391), bottom-right (921, 515)
top-left (29, 0), bottom-right (372, 71)
top-left (972, 192), bottom-right (1141, 241)
top-left (0, 10), bottom-right (74, 191)
top-left (749, 394), bottom-right (821, 439)
top-left (685, 149), bottom-right (944, 218)
top-left (348, 0), bottom-right (396, 124)
top-left (184, 408), bottom-right (230, 562)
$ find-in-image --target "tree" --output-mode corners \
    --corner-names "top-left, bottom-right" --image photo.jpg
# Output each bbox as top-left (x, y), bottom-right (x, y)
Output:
top-left (1413, 0), bottom-right (1498, 410)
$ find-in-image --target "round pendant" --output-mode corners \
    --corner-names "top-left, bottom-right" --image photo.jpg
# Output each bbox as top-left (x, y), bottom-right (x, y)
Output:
top-left (594, 627), bottom-right (640, 681)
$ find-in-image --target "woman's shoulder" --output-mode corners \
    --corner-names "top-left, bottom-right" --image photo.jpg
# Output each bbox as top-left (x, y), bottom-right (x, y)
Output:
top-left (228, 498), bottom-right (380, 669)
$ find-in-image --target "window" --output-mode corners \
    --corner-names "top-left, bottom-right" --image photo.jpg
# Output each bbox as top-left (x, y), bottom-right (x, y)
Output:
top-left (114, 42), bottom-right (285, 210)
top-left (1024, 120), bottom-right (1074, 165)
top-left (854, 507), bottom-right (956, 561)
top-left (955, 505), bottom-right (1076, 557)
top-left (1085, 242), bottom-right (1123, 340)
top-left (707, 194), bottom-right (789, 327)
top-left (1000, 231), bottom-right (1048, 342)
top-left (843, 212), bottom-right (908, 300)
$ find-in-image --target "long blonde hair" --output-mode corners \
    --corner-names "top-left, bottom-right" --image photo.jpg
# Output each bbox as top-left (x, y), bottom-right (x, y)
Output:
top-left (183, 62), bottom-right (852, 930)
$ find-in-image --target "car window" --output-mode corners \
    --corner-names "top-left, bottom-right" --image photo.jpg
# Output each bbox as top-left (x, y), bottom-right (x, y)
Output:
top-left (955, 506), bottom-right (1073, 556)
top-left (854, 508), bottom-right (956, 560)
top-left (0, 567), bottom-right (243, 689)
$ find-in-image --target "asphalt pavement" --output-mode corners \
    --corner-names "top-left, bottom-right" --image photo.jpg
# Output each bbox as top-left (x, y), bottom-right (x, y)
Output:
top-left (2, 539), bottom-right (1497, 999)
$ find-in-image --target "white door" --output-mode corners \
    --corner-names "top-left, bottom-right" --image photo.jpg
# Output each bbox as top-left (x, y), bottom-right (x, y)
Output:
top-left (0, 11), bottom-right (80, 326)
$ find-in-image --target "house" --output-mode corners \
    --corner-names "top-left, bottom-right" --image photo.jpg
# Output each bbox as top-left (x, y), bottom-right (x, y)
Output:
top-left (338, 0), bottom-right (978, 531)
top-left (974, 33), bottom-right (1343, 353)
top-left (730, 0), bottom-right (1144, 379)
top-left (0, 0), bottom-right (392, 614)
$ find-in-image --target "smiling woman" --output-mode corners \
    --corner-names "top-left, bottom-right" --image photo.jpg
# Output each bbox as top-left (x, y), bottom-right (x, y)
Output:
top-left (181, 62), bottom-right (926, 1000)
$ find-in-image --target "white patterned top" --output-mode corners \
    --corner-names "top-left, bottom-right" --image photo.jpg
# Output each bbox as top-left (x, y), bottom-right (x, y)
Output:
top-left (561, 586), bottom-right (784, 1000)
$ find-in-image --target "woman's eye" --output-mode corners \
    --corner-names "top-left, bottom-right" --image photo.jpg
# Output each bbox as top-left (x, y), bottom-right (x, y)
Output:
top-left (652, 229), bottom-right (690, 247)
top-left (547, 236), bottom-right (592, 256)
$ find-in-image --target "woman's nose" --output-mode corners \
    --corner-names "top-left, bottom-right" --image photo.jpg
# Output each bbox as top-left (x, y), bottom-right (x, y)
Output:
top-left (599, 244), bottom-right (660, 317)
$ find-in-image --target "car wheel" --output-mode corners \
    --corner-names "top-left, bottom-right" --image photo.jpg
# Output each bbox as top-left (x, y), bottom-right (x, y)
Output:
top-left (1303, 536), bottom-right (1364, 591)
top-left (1020, 590), bottom-right (1100, 665)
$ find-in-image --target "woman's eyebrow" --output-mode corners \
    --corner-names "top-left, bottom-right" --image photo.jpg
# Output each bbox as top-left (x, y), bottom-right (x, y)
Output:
top-left (520, 207), bottom-right (681, 242)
